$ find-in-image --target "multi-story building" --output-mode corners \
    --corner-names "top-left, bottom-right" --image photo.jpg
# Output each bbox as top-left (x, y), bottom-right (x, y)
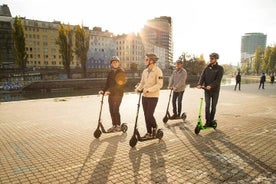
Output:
top-left (87, 27), bottom-right (116, 69)
top-left (0, 4), bottom-right (14, 68)
top-left (115, 33), bottom-right (145, 70)
top-left (140, 16), bottom-right (173, 70)
top-left (241, 32), bottom-right (267, 63)
top-left (22, 18), bottom-right (83, 69)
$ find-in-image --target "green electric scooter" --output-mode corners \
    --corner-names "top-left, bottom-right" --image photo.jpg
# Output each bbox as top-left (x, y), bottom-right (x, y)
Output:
top-left (194, 87), bottom-right (217, 135)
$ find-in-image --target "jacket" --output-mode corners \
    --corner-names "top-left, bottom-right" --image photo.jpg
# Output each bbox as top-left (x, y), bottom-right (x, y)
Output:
top-left (103, 67), bottom-right (126, 97)
top-left (198, 63), bottom-right (224, 92)
top-left (136, 65), bottom-right (163, 98)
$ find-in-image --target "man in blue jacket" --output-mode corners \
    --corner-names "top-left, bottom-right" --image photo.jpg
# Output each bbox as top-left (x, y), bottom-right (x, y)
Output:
top-left (197, 53), bottom-right (224, 127)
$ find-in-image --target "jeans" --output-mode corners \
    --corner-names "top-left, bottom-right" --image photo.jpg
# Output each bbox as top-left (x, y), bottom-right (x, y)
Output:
top-left (108, 95), bottom-right (123, 126)
top-left (142, 97), bottom-right (158, 134)
top-left (204, 91), bottom-right (220, 123)
top-left (172, 91), bottom-right (184, 116)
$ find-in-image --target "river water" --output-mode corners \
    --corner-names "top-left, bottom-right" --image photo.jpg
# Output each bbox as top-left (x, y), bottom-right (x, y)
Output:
top-left (0, 77), bottom-right (258, 102)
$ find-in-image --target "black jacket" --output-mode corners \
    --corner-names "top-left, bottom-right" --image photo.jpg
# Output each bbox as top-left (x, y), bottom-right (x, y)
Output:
top-left (198, 63), bottom-right (224, 92)
top-left (103, 67), bottom-right (126, 97)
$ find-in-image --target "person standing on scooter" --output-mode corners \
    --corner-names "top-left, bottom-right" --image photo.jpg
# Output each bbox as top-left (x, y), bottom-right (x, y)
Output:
top-left (168, 59), bottom-right (187, 118)
top-left (196, 52), bottom-right (224, 127)
top-left (99, 56), bottom-right (127, 132)
top-left (135, 53), bottom-right (163, 139)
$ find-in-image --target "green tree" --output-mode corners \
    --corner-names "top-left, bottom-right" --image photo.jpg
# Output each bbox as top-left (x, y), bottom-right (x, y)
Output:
top-left (74, 24), bottom-right (89, 78)
top-left (266, 45), bottom-right (276, 73)
top-left (13, 16), bottom-right (27, 76)
top-left (56, 24), bottom-right (73, 79)
top-left (262, 46), bottom-right (271, 73)
top-left (252, 46), bottom-right (263, 74)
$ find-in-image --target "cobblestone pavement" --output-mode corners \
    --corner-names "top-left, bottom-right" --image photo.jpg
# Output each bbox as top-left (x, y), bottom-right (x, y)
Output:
top-left (0, 83), bottom-right (275, 184)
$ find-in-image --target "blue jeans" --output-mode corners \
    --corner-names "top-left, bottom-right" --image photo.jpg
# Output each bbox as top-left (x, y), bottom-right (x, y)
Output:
top-left (172, 91), bottom-right (184, 116)
top-left (204, 91), bottom-right (219, 123)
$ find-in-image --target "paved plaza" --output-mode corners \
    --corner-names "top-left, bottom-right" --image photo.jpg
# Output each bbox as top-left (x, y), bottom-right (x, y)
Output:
top-left (0, 83), bottom-right (275, 183)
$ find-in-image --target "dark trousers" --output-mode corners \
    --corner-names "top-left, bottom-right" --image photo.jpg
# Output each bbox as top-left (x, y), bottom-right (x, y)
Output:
top-left (108, 95), bottom-right (123, 126)
top-left (234, 82), bottom-right (241, 90)
top-left (142, 97), bottom-right (158, 134)
top-left (259, 82), bottom-right (265, 89)
top-left (172, 91), bottom-right (184, 116)
top-left (204, 91), bottom-right (219, 123)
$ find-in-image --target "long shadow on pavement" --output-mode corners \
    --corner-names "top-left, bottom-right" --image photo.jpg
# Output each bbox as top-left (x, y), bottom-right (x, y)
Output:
top-left (74, 133), bottom-right (127, 184)
top-left (175, 124), bottom-right (275, 183)
top-left (129, 140), bottom-right (168, 184)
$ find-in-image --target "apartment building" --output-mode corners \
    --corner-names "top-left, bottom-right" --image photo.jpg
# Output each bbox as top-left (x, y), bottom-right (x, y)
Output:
top-left (87, 27), bottom-right (116, 69)
top-left (22, 18), bottom-right (83, 69)
top-left (140, 16), bottom-right (173, 69)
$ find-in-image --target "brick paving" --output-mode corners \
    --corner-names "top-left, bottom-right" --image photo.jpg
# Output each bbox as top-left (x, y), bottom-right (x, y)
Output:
top-left (0, 83), bottom-right (275, 184)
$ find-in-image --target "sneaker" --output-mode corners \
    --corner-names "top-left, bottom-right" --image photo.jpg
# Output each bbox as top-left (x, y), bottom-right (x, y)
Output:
top-left (114, 125), bottom-right (121, 132)
top-left (204, 121), bottom-right (211, 127)
top-left (152, 128), bottom-right (157, 138)
top-left (142, 133), bottom-right (152, 139)
top-left (171, 114), bottom-right (177, 119)
top-left (107, 126), bottom-right (116, 132)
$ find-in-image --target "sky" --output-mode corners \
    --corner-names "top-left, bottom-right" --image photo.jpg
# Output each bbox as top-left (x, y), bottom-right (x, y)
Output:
top-left (1, 0), bottom-right (276, 65)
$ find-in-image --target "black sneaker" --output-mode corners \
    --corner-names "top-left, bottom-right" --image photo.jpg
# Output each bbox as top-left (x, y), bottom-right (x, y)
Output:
top-left (142, 133), bottom-right (152, 139)
top-left (204, 121), bottom-right (211, 127)
top-left (152, 128), bottom-right (157, 138)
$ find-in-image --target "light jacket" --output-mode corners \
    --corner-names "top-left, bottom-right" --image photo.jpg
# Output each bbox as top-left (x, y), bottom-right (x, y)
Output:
top-left (136, 65), bottom-right (163, 97)
top-left (168, 68), bottom-right (187, 92)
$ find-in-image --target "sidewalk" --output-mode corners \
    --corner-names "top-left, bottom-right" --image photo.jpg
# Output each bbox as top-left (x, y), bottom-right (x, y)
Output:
top-left (0, 83), bottom-right (275, 183)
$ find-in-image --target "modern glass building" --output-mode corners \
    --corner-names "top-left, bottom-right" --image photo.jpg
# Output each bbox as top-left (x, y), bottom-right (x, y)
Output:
top-left (0, 4), bottom-right (14, 68)
top-left (241, 32), bottom-right (267, 63)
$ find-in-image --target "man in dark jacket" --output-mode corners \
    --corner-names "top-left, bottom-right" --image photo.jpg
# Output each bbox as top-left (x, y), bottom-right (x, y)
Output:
top-left (234, 72), bottom-right (241, 91)
top-left (197, 52), bottom-right (224, 127)
top-left (99, 56), bottom-right (127, 132)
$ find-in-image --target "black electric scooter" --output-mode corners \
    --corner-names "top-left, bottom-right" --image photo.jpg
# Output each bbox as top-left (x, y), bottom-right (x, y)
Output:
top-left (194, 87), bottom-right (217, 135)
top-left (93, 92), bottom-right (128, 138)
top-left (162, 88), bottom-right (187, 123)
top-left (129, 90), bottom-right (164, 148)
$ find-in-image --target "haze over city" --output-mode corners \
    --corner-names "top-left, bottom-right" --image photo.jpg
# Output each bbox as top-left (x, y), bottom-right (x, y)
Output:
top-left (2, 0), bottom-right (276, 65)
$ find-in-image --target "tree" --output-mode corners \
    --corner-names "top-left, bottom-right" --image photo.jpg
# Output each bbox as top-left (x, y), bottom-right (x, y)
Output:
top-left (56, 24), bottom-right (73, 79)
top-left (266, 45), bottom-right (276, 73)
top-left (262, 46), bottom-right (271, 73)
top-left (75, 24), bottom-right (89, 78)
top-left (13, 16), bottom-right (27, 75)
top-left (252, 46), bottom-right (263, 74)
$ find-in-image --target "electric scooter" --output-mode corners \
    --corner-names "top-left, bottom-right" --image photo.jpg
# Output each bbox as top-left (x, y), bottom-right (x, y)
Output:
top-left (93, 92), bottom-right (128, 138)
top-left (194, 87), bottom-right (217, 135)
top-left (129, 90), bottom-right (164, 148)
top-left (162, 88), bottom-right (187, 123)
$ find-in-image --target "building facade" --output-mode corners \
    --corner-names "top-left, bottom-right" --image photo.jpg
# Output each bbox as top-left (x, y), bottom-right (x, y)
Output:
top-left (87, 27), bottom-right (116, 69)
top-left (0, 4), bottom-right (14, 68)
top-left (241, 32), bottom-right (267, 63)
top-left (140, 16), bottom-right (173, 70)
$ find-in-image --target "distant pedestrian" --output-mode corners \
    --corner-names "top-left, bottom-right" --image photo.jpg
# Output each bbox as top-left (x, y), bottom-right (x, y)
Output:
top-left (168, 59), bottom-right (187, 118)
top-left (197, 52), bottom-right (224, 127)
top-left (258, 73), bottom-right (266, 89)
top-left (270, 73), bottom-right (275, 84)
top-left (99, 56), bottom-right (127, 132)
top-left (234, 72), bottom-right (241, 91)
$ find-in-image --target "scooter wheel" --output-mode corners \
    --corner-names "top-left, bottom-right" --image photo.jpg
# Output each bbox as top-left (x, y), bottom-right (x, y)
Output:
top-left (194, 126), bottom-right (200, 135)
top-left (121, 123), bottom-right (128, 133)
top-left (156, 129), bottom-right (164, 139)
top-left (163, 116), bottom-right (169, 123)
top-left (212, 120), bottom-right (217, 129)
top-left (129, 136), bottom-right (137, 148)
top-left (181, 113), bottom-right (187, 121)
top-left (94, 129), bottom-right (102, 138)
